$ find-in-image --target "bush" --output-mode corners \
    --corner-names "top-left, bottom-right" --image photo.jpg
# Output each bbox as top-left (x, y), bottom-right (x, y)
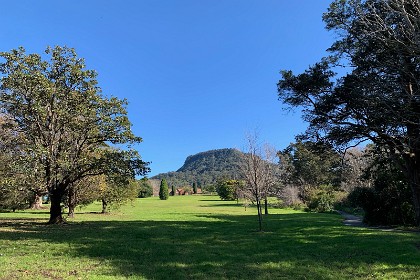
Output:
top-left (347, 178), bottom-right (416, 226)
top-left (138, 179), bottom-right (153, 198)
top-left (306, 185), bottom-right (337, 213)
top-left (216, 179), bottom-right (240, 201)
top-left (203, 184), bottom-right (216, 194)
top-left (0, 187), bottom-right (30, 212)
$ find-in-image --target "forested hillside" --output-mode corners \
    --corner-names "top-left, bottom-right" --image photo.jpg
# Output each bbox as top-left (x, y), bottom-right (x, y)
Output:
top-left (151, 148), bottom-right (244, 187)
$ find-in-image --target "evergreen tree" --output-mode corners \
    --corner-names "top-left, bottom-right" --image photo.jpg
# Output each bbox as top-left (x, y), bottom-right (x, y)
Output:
top-left (0, 46), bottom-right (149, 223)
top-left (277, 0), bottom-right (420, 224)
top-left (192, 182), bottom-right (197, 194)
top-left (159, 179), bottom-right (169, 200)
top-left (171, 185), bottom-right (175, 196)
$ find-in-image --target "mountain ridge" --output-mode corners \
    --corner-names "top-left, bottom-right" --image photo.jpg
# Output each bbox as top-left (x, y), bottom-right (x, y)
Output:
top-left (151, 148), bottom-right (245, 187)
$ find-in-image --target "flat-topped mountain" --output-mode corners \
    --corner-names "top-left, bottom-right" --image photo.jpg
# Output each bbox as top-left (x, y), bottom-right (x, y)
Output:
top-left (151, 148), bottom-right (244, 187)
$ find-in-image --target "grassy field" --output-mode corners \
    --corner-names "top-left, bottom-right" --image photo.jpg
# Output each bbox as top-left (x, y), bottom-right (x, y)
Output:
top-left (0, 195), bottom-right (419, 279)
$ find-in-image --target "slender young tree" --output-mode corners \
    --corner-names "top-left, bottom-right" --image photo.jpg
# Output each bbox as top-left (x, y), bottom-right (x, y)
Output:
top-left (240, 133), bottom-right (281, 231)
top-left (0, 46), bottom-right (149, 223)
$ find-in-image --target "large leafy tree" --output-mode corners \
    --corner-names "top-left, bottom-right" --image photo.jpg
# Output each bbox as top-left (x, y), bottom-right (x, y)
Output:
top-left (277, 0), bottom-right (420, 224)
top-left (0, 46), bottom-right (149, 224)
top-left (280, 141), bottom-right (342, 189)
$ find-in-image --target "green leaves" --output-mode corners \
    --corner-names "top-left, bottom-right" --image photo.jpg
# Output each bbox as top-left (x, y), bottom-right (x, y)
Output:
top-left (0, 46), bottom-right (149, 221)
top-left (277, 0), bottom-right (420, 224)
top-left (159, 179), bottom-right (169, 200)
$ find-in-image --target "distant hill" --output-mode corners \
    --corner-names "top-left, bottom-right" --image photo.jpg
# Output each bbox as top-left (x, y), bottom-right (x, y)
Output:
top-left (151, 148), bottom-right (245, 187)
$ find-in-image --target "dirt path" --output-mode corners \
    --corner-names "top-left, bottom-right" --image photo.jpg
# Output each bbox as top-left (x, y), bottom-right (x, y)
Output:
top-left (336, 210), bottom-right (364, 227)
top-left (337, 211), bottom-right (420, 233)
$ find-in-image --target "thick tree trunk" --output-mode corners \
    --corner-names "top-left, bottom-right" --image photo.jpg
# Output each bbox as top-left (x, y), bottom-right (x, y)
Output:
top-left (102, 199), bottom-right (108, 214)
top-left (68, 205), bottom-right (75, 218)
top-left (30, 193), bottom-right (44, 210)
top-left (48, 190), bottom-right (64, 224)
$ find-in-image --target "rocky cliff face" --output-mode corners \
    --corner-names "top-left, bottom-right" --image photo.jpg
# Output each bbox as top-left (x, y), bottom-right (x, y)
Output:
top-left (152, 148), bottom-right (245, 187)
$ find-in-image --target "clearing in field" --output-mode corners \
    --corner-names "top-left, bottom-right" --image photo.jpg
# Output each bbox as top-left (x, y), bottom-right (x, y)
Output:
top-left (0, 195), bottom-right (419, 279)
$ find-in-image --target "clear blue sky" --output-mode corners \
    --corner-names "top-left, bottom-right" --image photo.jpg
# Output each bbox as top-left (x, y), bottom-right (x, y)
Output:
top-left (1, 1), bottom-right (334, 177)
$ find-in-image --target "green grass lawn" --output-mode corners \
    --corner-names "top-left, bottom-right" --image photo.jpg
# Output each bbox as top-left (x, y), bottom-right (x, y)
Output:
top-left (0, 195), bottom-right (419, 279)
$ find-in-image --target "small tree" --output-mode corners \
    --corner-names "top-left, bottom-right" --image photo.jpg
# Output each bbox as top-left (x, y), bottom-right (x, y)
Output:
top-left (171, 185), bottom-right (175, 196)
top-left (99, 177), bottom-right (139, 214)
top-left (216, 179), bottom-right (241, 201)
top-left (65, 175), bottom-right (105, 218)
top-left (240, 133), bottom-right (282, 231)
top-left (159, 179), bottom-right (169, 200)
top-left (138, 178), bottom-right (153, 198)
top-left (192, 182), bottom-right (197, 194)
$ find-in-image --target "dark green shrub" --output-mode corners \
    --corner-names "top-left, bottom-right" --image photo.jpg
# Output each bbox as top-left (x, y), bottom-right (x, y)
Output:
top-left (307, 185), bottom-right (336, 212)
top-left (159, 179), bottom-right (169, 200)
top-left (138, 179), bottom-right (153, 198)
top-left (347, 176), bottom-right (416, 226)
top-left (216, 179), bottom-right (240, 201)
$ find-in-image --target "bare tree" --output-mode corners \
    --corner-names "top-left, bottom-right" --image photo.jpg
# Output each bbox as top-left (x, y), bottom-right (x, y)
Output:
top-left (276, 150), bottom-right (302, 207)
top-left (240, 133), bottom-right (281, 231)
top-left (341, 147), bottom-right (374, 192)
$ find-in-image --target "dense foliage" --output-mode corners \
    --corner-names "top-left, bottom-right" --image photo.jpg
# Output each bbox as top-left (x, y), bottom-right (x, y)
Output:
top-left (306, 185), bottom-right (337, 213)
top-left (347, 152), bottom-right (416, 226)
top-left (279, 141), bottom-right (342, 204)
top-left (138, 178), bottom-right (153, 198)
top-left (277, 0), bottom-right (420, 224)
top-left (0, 46), bottom-right (149, 223)
top-left (216, 179), bottom-right (242, 201)
top-left (159, 179), bottom-right (169, 200)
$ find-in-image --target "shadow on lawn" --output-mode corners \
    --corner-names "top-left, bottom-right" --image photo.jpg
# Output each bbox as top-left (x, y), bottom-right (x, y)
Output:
top-left (1, 213), bottom-right (419, 279)
top-left (200, 203), bottom-right (244, 208)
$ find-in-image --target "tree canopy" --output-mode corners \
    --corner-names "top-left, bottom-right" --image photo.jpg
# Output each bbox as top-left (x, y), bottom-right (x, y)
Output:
top-left (0, 46), bottom-right (149, 223)
top-left (277, 0), bottom-right (420, 224)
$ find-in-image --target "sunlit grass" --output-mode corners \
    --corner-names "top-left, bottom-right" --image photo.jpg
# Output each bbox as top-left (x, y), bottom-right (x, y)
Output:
top-left (0, 195), bottom-right (419, 279)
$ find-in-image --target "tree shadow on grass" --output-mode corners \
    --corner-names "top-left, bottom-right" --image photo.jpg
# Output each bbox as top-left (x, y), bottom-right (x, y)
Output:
top-left (200, 203), bottom-right (244, 208)
top-left (0, 213), bottom-right (419, 279)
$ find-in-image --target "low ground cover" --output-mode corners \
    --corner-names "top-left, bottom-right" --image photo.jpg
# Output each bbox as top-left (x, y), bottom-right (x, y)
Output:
top-left (0, 195), bottom-right (419, 279)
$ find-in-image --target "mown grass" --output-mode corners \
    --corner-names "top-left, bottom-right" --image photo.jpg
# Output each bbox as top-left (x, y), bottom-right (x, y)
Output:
top-left (0, 195), bottom-right (419, 279)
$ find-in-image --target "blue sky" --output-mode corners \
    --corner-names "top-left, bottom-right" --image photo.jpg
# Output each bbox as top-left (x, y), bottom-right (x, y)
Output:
top-left (1, 1), bottom-right (334, 176)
